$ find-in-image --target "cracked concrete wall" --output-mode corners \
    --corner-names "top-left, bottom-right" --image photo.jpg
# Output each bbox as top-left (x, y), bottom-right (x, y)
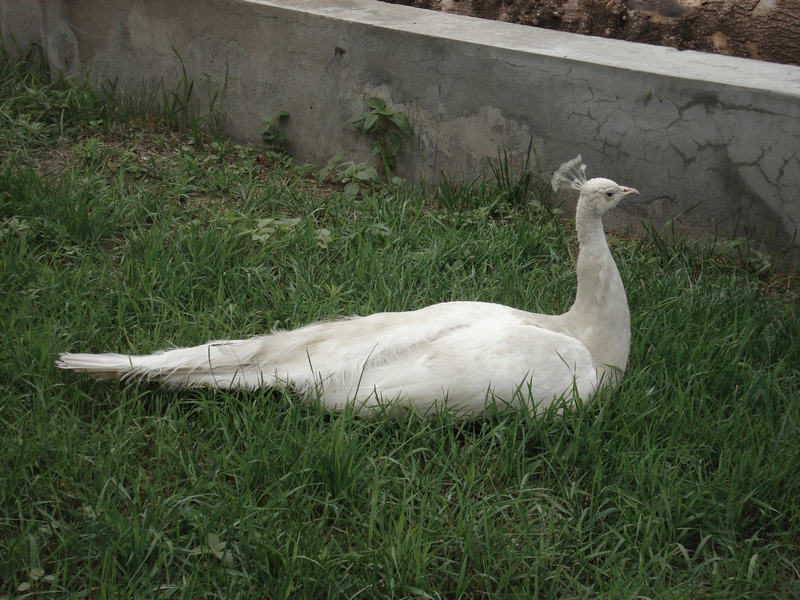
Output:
top-left (2, 0), bottom-right (799, 256)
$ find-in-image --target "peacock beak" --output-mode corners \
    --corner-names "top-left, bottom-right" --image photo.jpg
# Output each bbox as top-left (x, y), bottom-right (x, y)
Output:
top-left (621, 187), bottom-right (639, 197)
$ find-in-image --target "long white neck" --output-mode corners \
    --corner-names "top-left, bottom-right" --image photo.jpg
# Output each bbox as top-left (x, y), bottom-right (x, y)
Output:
top-left (558, 197), bottom-right (631, 387)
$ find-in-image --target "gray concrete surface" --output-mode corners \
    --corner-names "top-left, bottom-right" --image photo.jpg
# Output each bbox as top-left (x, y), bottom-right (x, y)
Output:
top-left (2, 0), bottom-right (799, 257)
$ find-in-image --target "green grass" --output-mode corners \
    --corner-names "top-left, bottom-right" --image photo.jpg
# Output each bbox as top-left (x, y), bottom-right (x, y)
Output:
top-left (1, 53), bottom-right (799, 599)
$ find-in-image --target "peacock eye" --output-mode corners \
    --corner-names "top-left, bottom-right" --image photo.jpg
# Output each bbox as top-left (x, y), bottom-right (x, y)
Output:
top-left (605, 191), bottom-right (614, 198)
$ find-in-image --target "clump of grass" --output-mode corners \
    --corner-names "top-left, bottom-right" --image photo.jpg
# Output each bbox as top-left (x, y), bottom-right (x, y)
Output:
top-left (136, 48), bottom-right (228, 144)
top-left (432, 140), bottom-right (561, 216)
top-left (487, 139), bottom-right (559, 214)
top-left (1, 53), bottom-right (799, 598)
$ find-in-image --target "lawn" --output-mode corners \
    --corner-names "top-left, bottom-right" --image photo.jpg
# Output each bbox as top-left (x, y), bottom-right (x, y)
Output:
top-left (1, 52), bottom-right (799, 598)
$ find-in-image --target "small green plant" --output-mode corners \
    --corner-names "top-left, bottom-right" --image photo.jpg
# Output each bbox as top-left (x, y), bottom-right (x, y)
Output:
top-left (261, 110), bottom-right (289, 153)
top-left (0, 217), bottom-right (33, 240)
top-left (714, 237), bottom-right (774, 275)
top-left (246, 216), bottom-right (302, 243)
top-left (347, 96), bottom-right (410, 181)
top-left (73, 137), bottom-right (102, 167)
top-left (319, 154), bottom-right (381, 199)
top-left (315, 227), bottom-right (334, 249)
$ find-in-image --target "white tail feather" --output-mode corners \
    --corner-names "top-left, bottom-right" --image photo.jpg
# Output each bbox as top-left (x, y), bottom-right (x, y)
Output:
top-left (56, 339), bottom-right (297, 389)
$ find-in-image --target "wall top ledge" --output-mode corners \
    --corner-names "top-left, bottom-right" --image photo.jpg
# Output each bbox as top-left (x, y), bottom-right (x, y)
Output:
top-left (249, 0), bottom-right (800, 96)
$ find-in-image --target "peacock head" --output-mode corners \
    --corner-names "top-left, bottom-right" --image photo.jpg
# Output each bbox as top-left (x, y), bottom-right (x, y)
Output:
top-left (551, 156), bottom-right (638, 214)
top-left (579, 177), bottom-right (639, 213)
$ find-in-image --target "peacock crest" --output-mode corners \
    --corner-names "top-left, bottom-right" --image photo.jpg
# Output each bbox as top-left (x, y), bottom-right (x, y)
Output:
top-left (551, 155), bottom-right (587, 193)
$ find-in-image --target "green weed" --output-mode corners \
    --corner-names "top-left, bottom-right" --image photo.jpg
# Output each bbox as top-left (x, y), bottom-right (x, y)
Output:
top-left (261, 110), bottom-right (289, 154)
top-left (347, 96), bottom-right (410, 182)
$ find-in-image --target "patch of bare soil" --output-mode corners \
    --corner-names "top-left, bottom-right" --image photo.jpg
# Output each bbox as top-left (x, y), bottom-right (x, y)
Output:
top-left (381, 0), bottom-right (800, 65)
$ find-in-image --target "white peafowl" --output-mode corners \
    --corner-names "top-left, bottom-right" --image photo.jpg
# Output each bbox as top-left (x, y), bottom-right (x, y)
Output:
top-left (57, 156), bottom-right (637, 418)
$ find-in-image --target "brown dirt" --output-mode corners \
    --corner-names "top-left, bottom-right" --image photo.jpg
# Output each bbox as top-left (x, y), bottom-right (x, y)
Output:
top-left (381, 0), bottom-right (800, 65)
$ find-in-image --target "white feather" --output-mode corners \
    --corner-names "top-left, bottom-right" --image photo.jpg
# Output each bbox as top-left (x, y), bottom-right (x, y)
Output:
top-left (57, 157), bottom-right (639, 418)
top-left (551, 155), bottom-right (587, 192)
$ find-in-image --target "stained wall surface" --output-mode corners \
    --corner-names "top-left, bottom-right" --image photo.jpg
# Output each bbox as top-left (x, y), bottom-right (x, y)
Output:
top-left (2, 0), bottom-right (799, 252)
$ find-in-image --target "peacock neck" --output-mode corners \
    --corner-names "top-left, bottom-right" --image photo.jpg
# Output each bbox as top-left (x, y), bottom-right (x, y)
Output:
top-left (574, 197), bottom-right (608, 249)
top-left (560, 197), bottom-right (631, 387)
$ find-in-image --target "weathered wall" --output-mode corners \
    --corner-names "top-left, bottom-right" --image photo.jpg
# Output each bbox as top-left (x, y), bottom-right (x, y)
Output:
top-left (2, 0), bottom-right (799, 255)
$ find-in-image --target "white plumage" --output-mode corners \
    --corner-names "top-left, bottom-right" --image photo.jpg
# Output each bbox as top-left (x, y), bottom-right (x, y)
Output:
top-left (57, 156), bottom-right (638, 418)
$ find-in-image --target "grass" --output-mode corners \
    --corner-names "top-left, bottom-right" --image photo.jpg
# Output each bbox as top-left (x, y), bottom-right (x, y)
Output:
top-left (1, 52), bottom-right (799, 599)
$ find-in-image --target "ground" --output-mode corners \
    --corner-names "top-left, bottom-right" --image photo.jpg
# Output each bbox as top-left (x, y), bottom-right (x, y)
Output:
top-left (382, 0), bottom-right (800, 65)
top-left (3, 56), bottom-right (800, 598)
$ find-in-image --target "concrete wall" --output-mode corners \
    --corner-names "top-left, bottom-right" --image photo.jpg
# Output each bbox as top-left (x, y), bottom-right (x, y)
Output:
top-left (2, 0), bottom-right (799, 256)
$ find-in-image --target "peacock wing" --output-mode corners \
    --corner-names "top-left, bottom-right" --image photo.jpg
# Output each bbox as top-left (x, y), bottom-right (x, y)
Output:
top-left (317, 315), bottom-right (596, 417)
